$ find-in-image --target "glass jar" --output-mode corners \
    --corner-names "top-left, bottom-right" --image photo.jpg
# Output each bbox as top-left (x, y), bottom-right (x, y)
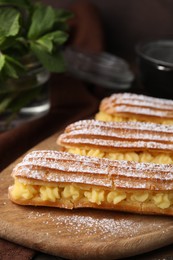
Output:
top-left (0, 63), bottom-right (50, 131)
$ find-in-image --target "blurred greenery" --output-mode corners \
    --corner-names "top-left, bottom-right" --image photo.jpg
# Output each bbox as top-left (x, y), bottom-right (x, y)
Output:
top-left (0, 0), bottom-right (73, 127)
top-left (0, 0), bottom-right (73, 80)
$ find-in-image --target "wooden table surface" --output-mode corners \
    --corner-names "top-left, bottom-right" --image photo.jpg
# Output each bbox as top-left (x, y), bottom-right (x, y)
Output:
top-left (1, 131), bottom-right (173, 260)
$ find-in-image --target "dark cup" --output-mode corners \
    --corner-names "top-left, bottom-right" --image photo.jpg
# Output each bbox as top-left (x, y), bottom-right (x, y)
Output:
top-left (136, 40), bottom-right (173, 98)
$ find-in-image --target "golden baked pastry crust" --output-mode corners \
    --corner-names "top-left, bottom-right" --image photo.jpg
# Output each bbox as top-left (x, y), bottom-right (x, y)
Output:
top-left (57, 119), bottom-right (173, 154)
top-left (96, 93), bottom-right (173, 124)
top-left (9, 150), bottom-right (173, 216)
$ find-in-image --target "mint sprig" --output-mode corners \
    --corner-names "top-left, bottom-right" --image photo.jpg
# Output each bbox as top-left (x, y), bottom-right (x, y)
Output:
top-left (30, 42), bottom-right (66, 73)
top-left (28, 4), bottom-right (56, 40)
top-left (0, 7), bottom-right (20, 38)
top-left (0, 0), bottom-right (73, 80)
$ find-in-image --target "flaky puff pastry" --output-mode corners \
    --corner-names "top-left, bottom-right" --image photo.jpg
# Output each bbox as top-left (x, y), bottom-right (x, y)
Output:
top-left (95, 93), bottom-right (173, 125)
top-left (9, 150), bottom-right (173, 216)
top-left (57, 119), bottom-right (173, 164)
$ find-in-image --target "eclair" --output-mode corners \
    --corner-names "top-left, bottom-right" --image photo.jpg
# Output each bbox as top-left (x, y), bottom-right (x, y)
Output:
top-left (95, 93), bottom-right (173, 125)
top-left (57, 119), bottom-right (173, 164)
top-left (9, 150), bottom-right (173, 216)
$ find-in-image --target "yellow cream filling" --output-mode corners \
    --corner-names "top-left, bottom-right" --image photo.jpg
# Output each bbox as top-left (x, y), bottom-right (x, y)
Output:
top-left (95, 111), bottom-right (173, 125)
top-left (67, 148), bottom-right (173, 164)
top-left (11, 180), bottom-right (173, 210)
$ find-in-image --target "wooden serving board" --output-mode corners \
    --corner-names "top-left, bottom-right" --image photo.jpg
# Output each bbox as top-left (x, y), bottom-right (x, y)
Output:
top-left (1, 132), bottom-right (173, 260)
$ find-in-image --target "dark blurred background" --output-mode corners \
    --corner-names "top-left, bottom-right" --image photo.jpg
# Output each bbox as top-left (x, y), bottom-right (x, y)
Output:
top-left (41, 0), bottom-right (173, 62)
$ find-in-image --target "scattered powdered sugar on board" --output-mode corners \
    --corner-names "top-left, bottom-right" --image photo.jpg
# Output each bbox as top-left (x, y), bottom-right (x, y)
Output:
top-left (27, 210), bottom-right (168, 241)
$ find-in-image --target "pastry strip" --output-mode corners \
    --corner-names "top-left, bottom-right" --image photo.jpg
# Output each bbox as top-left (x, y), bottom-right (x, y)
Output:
top-left (95, 93), bottom-right (173, 124)
top-left (57, 119), bottom-right (173, 164)
top-left (9, 150), bottom-right (173, 216)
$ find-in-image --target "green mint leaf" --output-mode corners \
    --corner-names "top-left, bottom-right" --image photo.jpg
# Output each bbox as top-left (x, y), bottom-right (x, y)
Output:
top-left (5, 55), bottom-right (25, 70)
top-left (3, 55), bottom-right (25, 79)
top-left (3, 60), bottom-right (19, 79)
top-left (28, 4), bottom-right (56, 40)
top-left (55, 9), bottom-right (74, 23)
top-left (36, 36), bottom-right (53, 53)
top-left (0, 95), bottom-right (14, 113)
top-left (0, 36), bottom-right (20, 50)
top-left (36, 31), bottom-right (68, 53)
top-left (0, 8), bottom-right (20, 38)
top-left (30, 42), bottom-right (66, 73)
top-left (0, 53), bottom-right (5, 70)
top-left (53, 9), bottom-right (73, 32)
top-left (47, 31), bottom-right (68, 45)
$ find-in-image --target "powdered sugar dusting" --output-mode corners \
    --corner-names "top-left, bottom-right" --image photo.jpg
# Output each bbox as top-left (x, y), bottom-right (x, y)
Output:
top-left (111, 93), bottom-right (173, 110)
top-left (58, 119), bottom-right (173, 151)
top-left (59, 137), bottom-right (173, 151)
top-left (116, 105), bottom-right (173, 118)
top-left (66, 119), bottom-right (173, 133)
top-left (101, 93), bottom-right (173, 118)
top-left (27, 210), bottom-right (169, 241)
top-left (12, 150), bottom-right (173, 190)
